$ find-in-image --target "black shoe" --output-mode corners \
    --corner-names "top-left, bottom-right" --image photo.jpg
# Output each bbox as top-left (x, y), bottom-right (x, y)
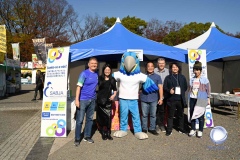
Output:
top-left (102, 131), bottom-right (107, 140)
top-left (142, 129), bottom-right (147, 133)
top-left (160, 126), bottom-right (166, 132)
top-left (148, 130), bottom-right (159, 136)
top-left (31, 98), bottom-right (36, 101)
top-left (83, 137), bottom-right (94, 143)
top-left (178, 129), bottom-right (186, 134)
top-left (107, 131), bottom-right (113, 140)
top-left (37, 98), bottom-right (43, 100)
top-left (166, 131), bottom-right (172, 136)
top-left (74, 139), bottom-right (80, 146)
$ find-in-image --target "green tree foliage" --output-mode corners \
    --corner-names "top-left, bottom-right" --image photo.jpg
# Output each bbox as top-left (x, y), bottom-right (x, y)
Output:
top-left (103, 16), bottom-right (147, 36)
top-left (162, 22), bottom-right (226, 46)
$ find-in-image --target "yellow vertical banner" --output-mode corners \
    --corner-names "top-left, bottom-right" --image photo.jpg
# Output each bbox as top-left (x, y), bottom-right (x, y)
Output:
top-left (0, 25), bottom-right (6, 53)
top-left (0, 25), bottom-right (6, 64)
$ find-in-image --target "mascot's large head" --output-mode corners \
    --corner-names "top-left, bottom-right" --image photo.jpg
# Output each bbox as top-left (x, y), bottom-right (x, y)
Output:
top-left (119, 52), bottom-right (140, 75)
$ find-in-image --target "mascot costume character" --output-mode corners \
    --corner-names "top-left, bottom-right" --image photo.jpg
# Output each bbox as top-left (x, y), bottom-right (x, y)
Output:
top-left (113, 52), bottom-right (158, 140)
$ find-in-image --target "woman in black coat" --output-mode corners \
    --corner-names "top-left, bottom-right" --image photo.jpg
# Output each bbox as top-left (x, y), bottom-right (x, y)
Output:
top-left (163, 62), bottom-right (187, 136)
top-left (97, 64), bottom-right (117, 140)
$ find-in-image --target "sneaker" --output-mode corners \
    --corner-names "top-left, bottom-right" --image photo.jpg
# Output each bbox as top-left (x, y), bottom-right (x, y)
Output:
top-left (148, 130), bottom-right (159, 136)
top-left (37, 98), bottom-right (43, 100)
top-left (142, 129), bottom-right (147, 133)
top-left (31, 98), bottom-right (36, 101)
top-left (83, 137), bottom-right (94, 143)
top-left (166, 131), bottom-right (172, 136)
top-left (74, 139), bottom-right (80, 146)
top-left (197, 131), bottom-right (203, 138)
top-left (188, 130), bottom-right (196, 137)
top-left (178, 129), bottom-right (186, 134)
top-left (160, 126), bottom-right (166, 132)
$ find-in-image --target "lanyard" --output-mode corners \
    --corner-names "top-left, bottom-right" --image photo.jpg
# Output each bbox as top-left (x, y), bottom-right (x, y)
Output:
top-left (172, 74), bottom-right (179, 86)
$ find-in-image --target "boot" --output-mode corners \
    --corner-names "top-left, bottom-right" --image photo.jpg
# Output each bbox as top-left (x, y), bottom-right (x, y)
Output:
top-left (32, 92), bottom-right (37, 101)
top-left (102, 131), bottom-right (107, 140)
top-left (107, 130), bottom-right (113, 140)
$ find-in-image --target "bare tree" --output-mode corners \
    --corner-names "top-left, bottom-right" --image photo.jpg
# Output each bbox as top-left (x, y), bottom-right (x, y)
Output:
top-left (143, 19), bottom-right (184, 43)
top-left (0, 0), bottom-right (78, 61)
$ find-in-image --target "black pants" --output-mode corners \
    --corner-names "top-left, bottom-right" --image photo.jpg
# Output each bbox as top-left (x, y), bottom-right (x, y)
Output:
top-left (96, 103), bottom-right (112, 132)
top-left (189, 98), bottom-right (204, 132)
top-left (34, 84), bottom-right (43, 99)
top-left (156, 100), bottom-right (166, 127)
top-left (166, 100), bottom-right (184, 132)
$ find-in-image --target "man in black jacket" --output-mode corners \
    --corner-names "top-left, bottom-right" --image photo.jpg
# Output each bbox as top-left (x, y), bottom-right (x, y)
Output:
top-left (163, 62), bottom-right (187, 136)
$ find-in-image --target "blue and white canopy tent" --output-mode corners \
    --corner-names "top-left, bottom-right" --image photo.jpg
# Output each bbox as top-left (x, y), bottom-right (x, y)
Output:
top-left (70, 18), bottom-right (187, 62)
top-left (175, 22), bottom-right (240, 62)
top-left (175, 22), bottom-right (240, 93)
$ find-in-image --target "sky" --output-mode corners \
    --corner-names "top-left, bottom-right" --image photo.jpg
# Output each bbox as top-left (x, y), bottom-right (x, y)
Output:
top-left (67, 0), bottom-right (240, 34)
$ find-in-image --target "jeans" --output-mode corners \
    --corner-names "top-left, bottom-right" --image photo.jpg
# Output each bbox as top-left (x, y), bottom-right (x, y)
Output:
top-left (189, 98), bottom-right (204, 132)
top-left (166, 100), bottom-right (184, 132)
top-left (141, 101), bottom-right (157, 131)
top-left (75, 99), bottom-right (95, 140)
top-left (119, 99), bottom-right (142, 133)
top-left (156, 99), bottom-right (167, 127)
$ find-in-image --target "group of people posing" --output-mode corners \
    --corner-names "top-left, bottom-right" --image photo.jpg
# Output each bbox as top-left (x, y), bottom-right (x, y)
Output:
top-left (74, 57), bottom-right (211, 146)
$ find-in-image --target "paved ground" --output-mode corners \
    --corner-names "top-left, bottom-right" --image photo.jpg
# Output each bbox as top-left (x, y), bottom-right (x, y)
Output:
top-left (0, 84), bottom-right (239, 160)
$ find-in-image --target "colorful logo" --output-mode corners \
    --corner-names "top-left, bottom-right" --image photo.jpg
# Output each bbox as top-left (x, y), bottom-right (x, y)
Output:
top-left (188, 50), bottom-right (202, 63)
top-left (210, 126), bottom-right (228, 145)
top-left (46, 119), bottom-right (66, 136)
top-left (48, 48), bottom-right (64, 63)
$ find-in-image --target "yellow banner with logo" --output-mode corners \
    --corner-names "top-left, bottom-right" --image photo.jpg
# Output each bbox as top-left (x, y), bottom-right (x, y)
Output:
top-left (0, 25), bottom-right (6, 54)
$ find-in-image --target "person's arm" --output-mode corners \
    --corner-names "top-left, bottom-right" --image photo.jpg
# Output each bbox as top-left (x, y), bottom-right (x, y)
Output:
top-left (75, 86), bottom-right (81, 108)
top-left (75, 71), bottom-right (85, 108)
top-left (206, 79), bottom-right (211, 105)
top-left (158, 84), bottom-right (163, 105)
top-left (110, 78), bottom-right (117, 100)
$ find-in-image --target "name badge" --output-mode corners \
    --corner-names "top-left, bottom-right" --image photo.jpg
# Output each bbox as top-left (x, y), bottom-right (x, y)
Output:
top-left (175, 86), bottom-right (181, 95)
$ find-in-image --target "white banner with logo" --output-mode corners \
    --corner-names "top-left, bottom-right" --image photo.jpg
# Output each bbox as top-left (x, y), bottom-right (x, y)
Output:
top-left (188, 49), bottom-right (214, 128)
top-left (40, 47), bottom-right (70, 137)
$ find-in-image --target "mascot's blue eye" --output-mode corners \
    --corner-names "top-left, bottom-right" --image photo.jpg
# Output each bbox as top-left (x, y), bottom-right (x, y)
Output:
top-left (122, 55), bottom-right (125, 59)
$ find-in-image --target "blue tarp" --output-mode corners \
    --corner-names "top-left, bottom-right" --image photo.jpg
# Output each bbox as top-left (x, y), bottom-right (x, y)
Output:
top-left (202, 27), bottom-right (240, 62)
top-left (175, 23), bottom-right (240, 62)
top-left (70, 21), bottom-right (187, 62)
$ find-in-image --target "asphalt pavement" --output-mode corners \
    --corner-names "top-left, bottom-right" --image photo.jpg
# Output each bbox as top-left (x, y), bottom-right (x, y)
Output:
top-left (0, 84), bottom-right (239, 160)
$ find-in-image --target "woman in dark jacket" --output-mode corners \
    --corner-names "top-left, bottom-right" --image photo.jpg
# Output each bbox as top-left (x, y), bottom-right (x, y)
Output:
top-left (163, 62), bottom-right (187, 136)
top-left (32, 70), bottom-right (44, 101)
top-left (97, 64), bottom-right (117, 140)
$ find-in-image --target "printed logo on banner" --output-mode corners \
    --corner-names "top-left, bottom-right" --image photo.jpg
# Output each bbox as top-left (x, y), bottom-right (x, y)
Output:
top-left (44, 81), bottom-right (66, 97)
top-left (45, 119), bottom-right (66, 137)
top-left (48, 48), bottom-right (63, 63)
top-left (188, 49), bottom-right (202, 63)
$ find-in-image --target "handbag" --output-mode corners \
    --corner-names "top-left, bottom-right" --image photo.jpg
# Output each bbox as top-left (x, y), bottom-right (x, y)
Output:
top-left (97, 82), bottom-right (111, 106)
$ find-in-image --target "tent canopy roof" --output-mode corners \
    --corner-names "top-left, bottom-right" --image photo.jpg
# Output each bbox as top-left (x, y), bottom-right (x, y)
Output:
top-left (175, 22), bottom-right (240, 62)
top-left (70, 18), bottom-right (187, 62)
